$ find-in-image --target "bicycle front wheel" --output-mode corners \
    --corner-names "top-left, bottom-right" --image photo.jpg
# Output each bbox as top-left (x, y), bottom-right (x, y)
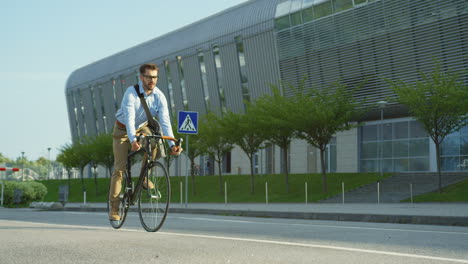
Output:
top-left (138, 161), bottom-right (170, 232)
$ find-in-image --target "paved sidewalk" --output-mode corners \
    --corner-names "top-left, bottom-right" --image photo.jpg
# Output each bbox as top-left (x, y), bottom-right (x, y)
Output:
top-left (50, 202), bottom-right (468, 227)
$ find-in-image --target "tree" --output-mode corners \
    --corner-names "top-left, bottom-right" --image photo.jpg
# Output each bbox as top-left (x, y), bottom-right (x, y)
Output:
top-left (253, 85), bottom-right (298, 193)
top-left (0, 153), bottom-right (12, 163)
top-left (186, 133), bottom-right (204, 196)
top-left (292, 81), bottom-right (360, 193)
top-left (163, 120), bottom-right (181, 176)
top-left (57, 144), bottom-right (76, 195)
top-left (35, 157), bottom-right (48, 179)
top-left (199, 111), bottom-right (234, 194)
top-left (87, 133), bottom-right (114, 196)
top-left (58, 141), bottom-right (91, 193)
top-left (388, 61), bottom-right (468, 192)
top-left (222, 109), bottom-right (266, 195)
top-left (89, 133), bottom-right (114, 179)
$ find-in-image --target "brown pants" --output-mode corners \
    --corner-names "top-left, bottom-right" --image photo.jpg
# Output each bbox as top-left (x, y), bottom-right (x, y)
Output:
top-left (109, 124), bottom-right (155, 202)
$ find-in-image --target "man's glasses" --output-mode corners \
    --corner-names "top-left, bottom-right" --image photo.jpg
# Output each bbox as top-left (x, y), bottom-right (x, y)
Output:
top-left (143, 74), bottom-right (159, 80)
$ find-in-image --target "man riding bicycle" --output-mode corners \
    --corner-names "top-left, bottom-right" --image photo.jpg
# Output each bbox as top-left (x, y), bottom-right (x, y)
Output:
top-left (109, 63), bottom-right (182, 221)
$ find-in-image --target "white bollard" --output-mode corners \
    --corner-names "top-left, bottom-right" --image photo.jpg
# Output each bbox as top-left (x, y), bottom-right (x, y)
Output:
top-left (180, 182), bottom-right (183, 205)
top-left (83, 191), bottom-right (87, 205)
top-left (377, 182), bottom-right (380, 204)
top-left (225, 181), bottom-right (227, 205)
top-left (305, 182), bottom-right (308, 204)
top-left (342, 182), bottom-right (345, 204)
top-left (265, 182), bottom-right (268, 205)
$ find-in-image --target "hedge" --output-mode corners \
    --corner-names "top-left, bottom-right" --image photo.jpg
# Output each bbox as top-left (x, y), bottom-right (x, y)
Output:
top-left (1, 181), bottom-right (47, 208)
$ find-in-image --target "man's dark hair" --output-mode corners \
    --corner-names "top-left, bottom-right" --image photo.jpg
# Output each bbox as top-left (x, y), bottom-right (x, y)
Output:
top-left (139, 63), bottom-right (159, 74)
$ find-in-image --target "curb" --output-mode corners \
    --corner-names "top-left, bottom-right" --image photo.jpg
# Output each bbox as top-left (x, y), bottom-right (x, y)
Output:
top-left (49, 206), bottom-right (468, 227)
top-left (169, 208), bottom-right (468, 226)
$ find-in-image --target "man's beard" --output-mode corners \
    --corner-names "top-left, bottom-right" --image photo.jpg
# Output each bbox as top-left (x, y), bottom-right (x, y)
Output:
top-left (144, 83), bottom-right (155, 91)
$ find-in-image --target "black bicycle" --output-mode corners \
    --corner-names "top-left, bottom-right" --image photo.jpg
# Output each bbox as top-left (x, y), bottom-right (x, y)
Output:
top-left (107, 132), bottom-right (182, 232)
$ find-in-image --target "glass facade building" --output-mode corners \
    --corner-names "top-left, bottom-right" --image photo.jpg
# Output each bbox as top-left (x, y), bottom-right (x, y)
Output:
top-left (65, 0), bottom-right (467, 176)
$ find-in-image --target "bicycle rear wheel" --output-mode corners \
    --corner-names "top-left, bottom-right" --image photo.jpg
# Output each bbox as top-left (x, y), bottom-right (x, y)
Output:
top-left (107, 172), bottom-right (129, 229)
top-left (138, 161), bottom-right (170, 232)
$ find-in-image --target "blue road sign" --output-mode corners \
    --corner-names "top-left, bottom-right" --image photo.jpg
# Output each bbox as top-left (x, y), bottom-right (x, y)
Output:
top-left (178, 111), bottom-right (198, 134)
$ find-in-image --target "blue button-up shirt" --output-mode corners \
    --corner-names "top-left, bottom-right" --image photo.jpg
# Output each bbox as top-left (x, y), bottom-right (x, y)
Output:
top-left (115, 81), bottom-right (175, 146)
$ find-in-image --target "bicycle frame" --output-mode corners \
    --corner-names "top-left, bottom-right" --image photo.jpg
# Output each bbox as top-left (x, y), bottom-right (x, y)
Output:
top-left (123, 134), bottom-right (181, 207)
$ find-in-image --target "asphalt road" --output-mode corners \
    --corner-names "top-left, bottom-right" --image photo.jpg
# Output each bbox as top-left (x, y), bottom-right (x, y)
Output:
top-left (1, 208), bottom-right (468, 264)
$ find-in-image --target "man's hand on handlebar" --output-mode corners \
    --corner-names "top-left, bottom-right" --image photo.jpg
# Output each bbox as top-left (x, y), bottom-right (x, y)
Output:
top-left (170, 145), bottom-right (183, 156)
top-left (131, 140), bottom-right (141, 151)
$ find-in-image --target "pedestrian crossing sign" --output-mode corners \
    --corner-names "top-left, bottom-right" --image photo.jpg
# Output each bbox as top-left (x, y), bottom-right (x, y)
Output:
top-left (178, 111), bottom-right (198, 134)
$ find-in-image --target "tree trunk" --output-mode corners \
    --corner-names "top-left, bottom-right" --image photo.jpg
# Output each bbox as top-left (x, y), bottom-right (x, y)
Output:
top-left (282, 146), bottom-right (289, 193)
top-left (67, 169), bottom-right (72, 196)
top-left (217, 158), bottom-right (223, 195)
top-left (190, 157), bottom-right (196, 196)
top-left (80, 168), bottom-right (86, 193)
top-left (435, 141), bottom-right (442, 193)
top-left (249, 154), bottom-right (255, 195)
top-left (93, 165), bottom-right (98, 196)
top-left (319, 147), bottom-right (328, 193)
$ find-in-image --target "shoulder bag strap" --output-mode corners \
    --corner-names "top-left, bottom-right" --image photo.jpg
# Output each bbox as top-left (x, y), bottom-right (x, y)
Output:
top-left (134, 84), bottom-right (160, 134)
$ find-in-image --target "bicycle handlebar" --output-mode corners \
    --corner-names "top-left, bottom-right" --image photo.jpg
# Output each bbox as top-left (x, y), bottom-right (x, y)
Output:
top-left (136, 133), bottom-right (183, 147)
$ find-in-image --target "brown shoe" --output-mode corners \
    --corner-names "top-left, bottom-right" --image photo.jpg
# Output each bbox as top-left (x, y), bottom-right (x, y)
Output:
top-left (142, 178), bottom-right (155, 190)
top-left (109, 201), bottom-right (121, 221)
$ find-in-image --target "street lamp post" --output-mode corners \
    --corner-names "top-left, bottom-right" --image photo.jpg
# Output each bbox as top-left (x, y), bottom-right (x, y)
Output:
top-left (21, 152), bottom-right (25, 181)
top-left (377, 101), bottom-right (387, 177)
top-left (47, 147), bottom-right (51, 180)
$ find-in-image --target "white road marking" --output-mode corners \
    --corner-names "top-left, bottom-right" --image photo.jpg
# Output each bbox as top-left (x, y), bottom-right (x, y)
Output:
top-left (171, 215), bottom-right (468, 236)
top-left (51, 211), bottom-right (468, 236)
top-left (1, 219), bottom-right (468, 263)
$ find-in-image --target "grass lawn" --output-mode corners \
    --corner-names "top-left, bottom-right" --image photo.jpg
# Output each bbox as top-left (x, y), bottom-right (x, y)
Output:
top-left (38, 172), bottom-right (388, 203)
top-left (401, 179), bottom-right (468, 202)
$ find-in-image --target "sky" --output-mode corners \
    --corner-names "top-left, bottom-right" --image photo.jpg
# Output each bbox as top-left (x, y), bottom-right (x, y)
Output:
top-left (0, 0), bottom-right (248, 162)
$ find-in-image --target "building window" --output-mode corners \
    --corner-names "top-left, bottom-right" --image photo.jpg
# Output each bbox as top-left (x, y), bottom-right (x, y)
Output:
top-left (235, 36), bottom-right (250, 108)
top-left (223, 151), bottom-right (231, 173)
top-left (177, 56), bottom-right (188, 110)
top-left (213, 45), bottom-right (226, 113)
top-left (441, 125), bottom-right (468, 171)
top-left (111, 79), bottom-right (119, 111)
top-left (314, 0), bottom-right (333, 19)
top-left (325, 137), bottom-right (337, 173)
top-left (265, 143), bottom-right (276, 174)
top-left (77, 89), bottom-right (87, 136)
top-left (98, 85), bottom-right (108, 133)
top-left (164, 60), bottom-right (176, 117)
top-left (119, 76), bottom-right (126, 96)
top-left (334, 0), bottom-right (353, 13)
top-left (90, 86), bottom-right (99, 134)
top-left (360, 120), bottom-right (430, 172)
top-left (197, 49), bottom-right (210, 111)
top-left (71, 92), bottom-right (80, 138)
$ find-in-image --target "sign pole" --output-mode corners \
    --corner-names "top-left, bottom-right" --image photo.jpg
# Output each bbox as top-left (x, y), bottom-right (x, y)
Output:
top-left (177, 111), bottom-right (198, 209)
top-left (185, 135), bottom-right (189, 208)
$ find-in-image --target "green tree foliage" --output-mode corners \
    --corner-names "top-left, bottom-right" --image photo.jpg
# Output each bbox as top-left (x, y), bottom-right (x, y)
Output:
top-left (56, 144), bottom-right (75, 194)
top-left (388, 61), bottom-right (468, 192)
top-left (186, 133), bottom-right (204, 196)
top-left (222, 109), bottom-right (266, 195)
top-left (253, 85), bottom-right (297, 193)
top-left (291, 81), bottom-right (360, 193)
top-left (89, 133), bottom-right (114, 178)
top-left (0, 153), bottom-right (13, 163)
top-left (57, 141), bottom-right (91, 193)
top-left (199, 111), bottom-right (234, 194)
